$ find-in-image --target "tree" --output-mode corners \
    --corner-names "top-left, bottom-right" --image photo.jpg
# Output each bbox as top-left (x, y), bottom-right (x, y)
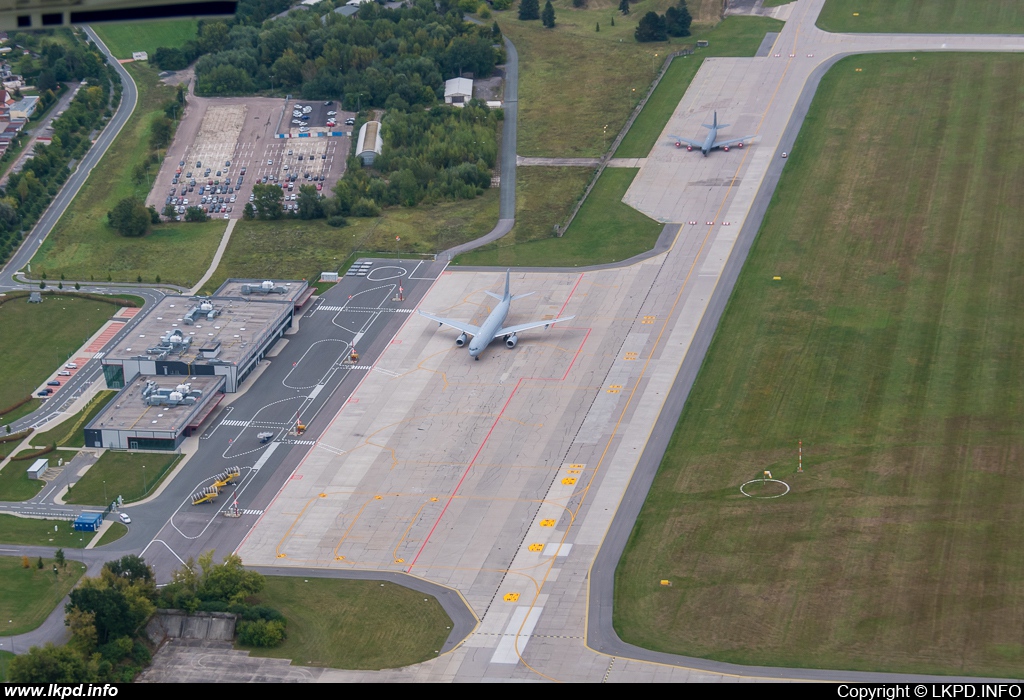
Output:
top-left (573, 0), bottom-right (585, 6)
top-left (596, 22), bottom-right (600, 31)
top-left (196, 551), bottom-right (264, 604)
top-left (618, 0), bottom-right (628, 14)
top-left (37, 556), bottom-right (43, 569)
top-left (67, 586), bottom-right (137, 644)
top-left (492, 21), bottom-right (501, 38)
top-left (252, 184), bottom-right (283, 220)
top-left (163, 203), bottom-right (176, 219)
top-left (243, 202), bottom-right (255, 220)
top-left (296, 185), bottom-right (324, 220)
top-left (541, 0), bottom-right (555, 27)
top-left (665, 1), bottom-right (692, 37)
top-left (184, 206), bottom-right (208, 222)
top-left (8, 643), bottom-right (98, 683)
top-left (107, 197), bottom-right (150, 237)
top-left (635, 11), bottom-right (667, 41)
top-left (104, 555), bottom-right (153, 584)
top-left (55, 548), bottom-right (66, 569)
top-left (519, 0), bottom-right (539, 20)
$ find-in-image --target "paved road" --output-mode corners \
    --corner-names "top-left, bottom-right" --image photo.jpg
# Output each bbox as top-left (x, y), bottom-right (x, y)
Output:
top-left (0, 26), bottom-right (137, 289)
top-left (440, 35), bottom-right (517, 260)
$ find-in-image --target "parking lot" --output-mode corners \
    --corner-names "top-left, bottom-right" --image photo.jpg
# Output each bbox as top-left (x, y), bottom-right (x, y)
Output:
top-left (148, 92), bottom-right (353, 220)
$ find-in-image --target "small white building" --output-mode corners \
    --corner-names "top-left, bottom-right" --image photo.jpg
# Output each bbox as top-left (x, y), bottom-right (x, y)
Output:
top-left (9, 95), bottom-right (37, 119)
top-left (132, 51), bottom-right (148, 61)
top-left (356, 121), bottom-right (383, 165)
top-left (444, 77), bottom-right (473, 107)
top-left (27, 458), bottom-right (48, 479)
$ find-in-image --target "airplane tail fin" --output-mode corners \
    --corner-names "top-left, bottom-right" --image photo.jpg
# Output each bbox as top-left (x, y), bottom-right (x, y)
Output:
top-left (703, 111), bottom-right (729, 130)
top-left (504, 269), bottom-right (511, 301)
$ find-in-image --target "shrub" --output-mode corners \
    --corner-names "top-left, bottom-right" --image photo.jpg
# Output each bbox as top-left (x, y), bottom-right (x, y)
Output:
top-left (326, 215), bottom-right (349, 228)
top-left (236, 619), bottom-right (285, 647)
top-left (351, 198), bottom-right (381, 217)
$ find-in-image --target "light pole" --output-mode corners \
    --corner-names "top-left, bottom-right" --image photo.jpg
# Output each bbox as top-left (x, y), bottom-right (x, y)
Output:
top-left (142, 465), bottom-right (147, 497)
top-left (102, 479), bottom-right (107, 507)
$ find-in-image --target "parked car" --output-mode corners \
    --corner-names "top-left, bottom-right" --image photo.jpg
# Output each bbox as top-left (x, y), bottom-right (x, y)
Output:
top-left (65, 363), bottom-right (77, 369)
top-left (47, 380), bottom-right (61, 386)
top-left (58, 371), bottom-right (71, 376)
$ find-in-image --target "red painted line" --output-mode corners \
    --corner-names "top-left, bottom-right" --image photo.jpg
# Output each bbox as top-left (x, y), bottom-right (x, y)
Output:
top-left (557, 273), bottom-right (583, 318)
top-left (407, 377), bottom-right (525, 572)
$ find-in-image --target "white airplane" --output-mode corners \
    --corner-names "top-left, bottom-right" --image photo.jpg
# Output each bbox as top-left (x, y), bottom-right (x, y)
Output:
top-left (418, 271), bottom-right (575, 360)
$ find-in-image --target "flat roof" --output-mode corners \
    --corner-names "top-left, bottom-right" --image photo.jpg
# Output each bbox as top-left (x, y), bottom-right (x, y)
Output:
top-left (87, 374), bottom-right (225, 435)
top-left (214, 278), bottom-right (309, 305)
top-left (104, 295), bottom-right (291, 366)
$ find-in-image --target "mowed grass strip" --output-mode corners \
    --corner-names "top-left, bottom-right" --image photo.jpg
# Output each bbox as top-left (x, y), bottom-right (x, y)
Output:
top-left (30, 391), bottom-right (117, 449)
top-left (94, 521), bottom-right (127, 547)
top-left (241, 577), bottom-right (452, 670)
top-left (64, 451), bottom-right (179, 506)
top-left (204, 191), bottom-right (498, 292)
top-left (456, 167), bottom-right (662, 266)
top-left (615, 16), bottom-right (785, 158)
top-left (0, 514), bottom-right (91, 548)
top-left (31, 62), bottom-right (224, 287)
top-left (0, 457), bottom-right (45, 501)
top-left (615, 54), bottom-right (1024, 677)
top-left (0, 295), bottom-right (116, 409)
top-left (0, 556), bottom-right (86, 635)
top-left (818, 0), bottom-right (1024, 33)
top-left (92, 19), bottom-right (198, 60)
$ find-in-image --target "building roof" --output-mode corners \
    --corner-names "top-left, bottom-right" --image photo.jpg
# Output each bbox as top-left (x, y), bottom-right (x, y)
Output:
top-left (334, 5), bottom-right (359, 15)
top-left (104, 295), bottom-right (292, 368)
top-left (356, 120), bottom-right (383, 156)
top-left (444, 77), bottom-right (473, 98)
top-left (9, 96), bottom-right (36, 116)
top-left (214, 278), bottom-right (311, 306)
top-left (86, 374), bottom-right (225, 436)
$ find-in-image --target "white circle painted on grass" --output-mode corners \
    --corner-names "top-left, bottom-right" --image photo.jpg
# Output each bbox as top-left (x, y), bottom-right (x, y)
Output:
top-left (367, 266), bottom-right (407, 281)
top-left (740, 478), bottom-right (791, 499)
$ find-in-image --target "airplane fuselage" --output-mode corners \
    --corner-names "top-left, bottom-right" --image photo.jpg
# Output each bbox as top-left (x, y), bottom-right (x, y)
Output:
top-left (468, 297), bottom-right (511, 358)
top-left (701, 128), bottom-right (717, 156)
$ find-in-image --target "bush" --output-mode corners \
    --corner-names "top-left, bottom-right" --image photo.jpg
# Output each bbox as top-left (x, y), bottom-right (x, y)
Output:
top-left (236, 619), bottom-right (285, 647)
top-left (351, 197), bottom-right (381, 217)
top-left (326, 215), bottom-right (348, 228)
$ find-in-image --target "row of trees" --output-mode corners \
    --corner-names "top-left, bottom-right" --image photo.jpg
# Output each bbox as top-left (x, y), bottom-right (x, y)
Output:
top-left (635, 0), bottom-right (693, 42)
top-left (152, 1), bottom-right (502, 111)
top-left (8, 551), bottom-right (283, 682)
top-left (0, 57), bottom-right (116, 265)
top-left (519, 0), bottom-right (556, 28)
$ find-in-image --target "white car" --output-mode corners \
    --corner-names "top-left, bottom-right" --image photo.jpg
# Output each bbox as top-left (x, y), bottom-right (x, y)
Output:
top-left (302, 106), bottom-right (312, 114)
top-left (58, 370), bottom-right (71, 376)
top-left (268, 159), bottom-right (273, 165)
top-left (119, 513), bottom-right (131, 524)
top-left (327, 111), bottom-right (337, 116)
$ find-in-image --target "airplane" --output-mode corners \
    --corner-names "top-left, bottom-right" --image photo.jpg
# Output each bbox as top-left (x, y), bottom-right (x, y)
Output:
top-left (668, 111), bottom-right (756, 156)
top-left (418, 270), bottom-right (575, 360)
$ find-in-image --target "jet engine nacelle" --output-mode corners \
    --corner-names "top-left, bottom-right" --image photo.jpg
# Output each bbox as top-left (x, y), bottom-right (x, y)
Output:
top-left (455, 333), bottom-right (468, 347)
top-left (505, 335), bottom-right (518, 349)
top-left (686, 145), bottom-right (693, 151)
top-left (723, 146), bottom-right (730, 152)
top-left (737, 142), bottom-right (744, 148)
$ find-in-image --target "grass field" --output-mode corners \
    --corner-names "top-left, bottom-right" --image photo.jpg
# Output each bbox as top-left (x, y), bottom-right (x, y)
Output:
top-left (0, 651), bottom-right (11, 681)
top-left (455, 167), bottom-right (662, 266)
top-left (92, 19), bottom-right (198, 60)
top-left (497, 0), bottom-right (728, 157)
top-left (0, 556), bottom-right (85, 636)
top-left (818, 0), bottom-right (1024, 33)
top-left (203, 191), bottom-right (499, 293)
top-left (30, 391), bottom-right (117, 449)
top-left (0, 457), bottom-right (45, 501)
top-left (0, 449), bottom-right (74, 501)
top-left (0, 514), bottom-right (90, 548)
top-left (615, 53), bottom-right (1024, 677)
top-left (1, 399), bottom-right (41, 428)
top-left (94, 521), bottom-right (127, 547)
top-left (31, 62), bottom-right (224, 287)
top-left (65, 451), bottom-right (179, 506)
top-left (615, 16), bottom-right (785, 158)
top-left (0, 296), bottom-right (117, 410)
top-left (241, 577), bottom-right (452, 670)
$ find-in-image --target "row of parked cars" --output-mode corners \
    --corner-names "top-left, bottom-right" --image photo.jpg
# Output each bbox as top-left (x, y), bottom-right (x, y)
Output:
top-left (38, 363), bottom-right (77, 396)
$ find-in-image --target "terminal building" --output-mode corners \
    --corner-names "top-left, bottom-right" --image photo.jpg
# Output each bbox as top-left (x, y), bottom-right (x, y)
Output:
top-left (100, 279), bottom-right (310, 394)
top-left (88, 279), bottom-right (312, 451)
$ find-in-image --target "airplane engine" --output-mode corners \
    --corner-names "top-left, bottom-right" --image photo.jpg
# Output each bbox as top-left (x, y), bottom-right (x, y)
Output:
top-left (505, 335), bottom-right (518, 349)
top-left (723, 146), bottom-right (730, 152)
top-left (455, 333), bottom-right (468, 347)
top-left (686, 145), bottom-right (693, 151)
top-left (737, 142), bottom-right (744, 148)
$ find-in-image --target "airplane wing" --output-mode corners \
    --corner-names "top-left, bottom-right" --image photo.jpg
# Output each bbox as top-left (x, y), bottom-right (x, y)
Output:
top-left (417, 310), bottom-right (481, 337)
top-left (712, 135), bottom-right (756, 149)
top-left (497, 315), bottom-right (575, 337)
top-left (669, 135), bottom-right (704, 148)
